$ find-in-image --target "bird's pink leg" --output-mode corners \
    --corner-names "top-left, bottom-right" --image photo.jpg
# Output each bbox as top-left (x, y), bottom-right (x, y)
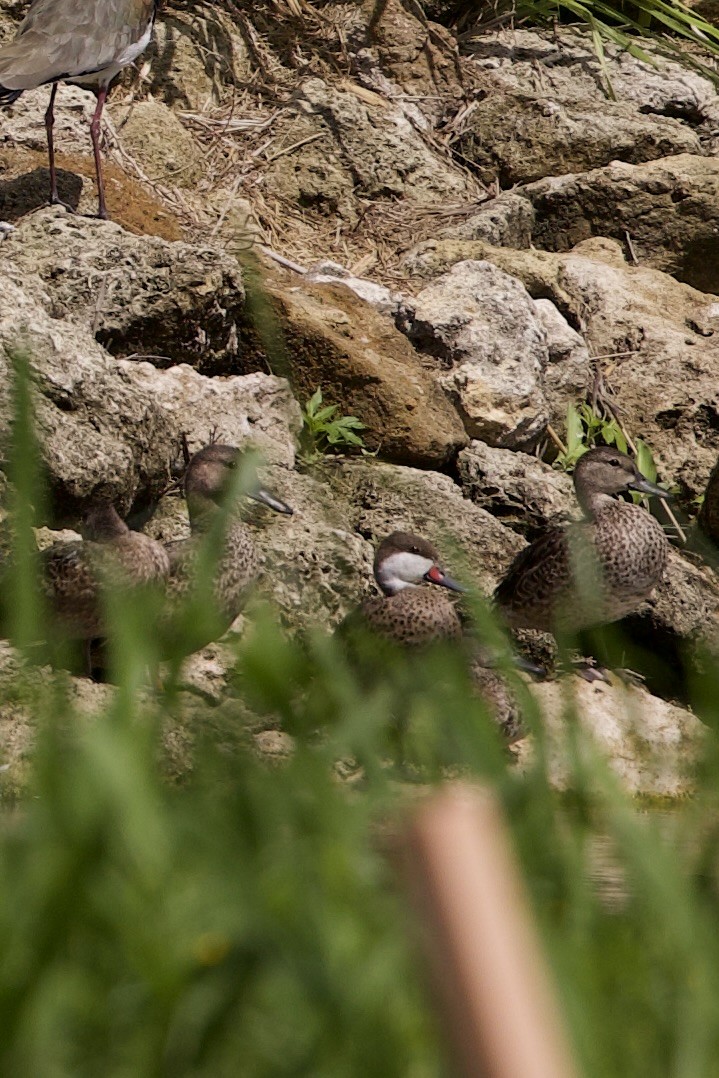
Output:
top-left (89, 85), bottom-right (109, 220)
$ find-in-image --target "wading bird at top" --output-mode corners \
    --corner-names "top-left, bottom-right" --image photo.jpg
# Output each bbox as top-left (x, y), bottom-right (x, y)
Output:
top-left (0, 0), bottom-right (158, 220)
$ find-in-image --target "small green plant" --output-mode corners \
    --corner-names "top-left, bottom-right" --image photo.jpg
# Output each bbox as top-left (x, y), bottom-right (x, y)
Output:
top-left (514, 0), bottom-right (719, 92)
top-left (555, 401), bottom-right (662, 502)
top-left (299, 389), bottom-right (366, 464)
top-left (555, 401), bottom-right (628, 470)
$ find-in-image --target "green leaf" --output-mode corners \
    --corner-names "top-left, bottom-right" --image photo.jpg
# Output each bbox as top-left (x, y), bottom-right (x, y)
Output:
top-left (305, 389), bottom-right (323, 418)
top-left (566, 404), bottom-right (585, 454)
top-left (312, 404), bottom-right (341, 425)
top-left (635, 438), bottom-right (658, 484)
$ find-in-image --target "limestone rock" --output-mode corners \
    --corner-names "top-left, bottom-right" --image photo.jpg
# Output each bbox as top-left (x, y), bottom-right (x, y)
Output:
top-left (521, 155), bottom-right (719, 294)
top-left (294, 77), bottom-right (471, 205)
top-left (0, 146), bottom-right (182, 239)
top-left (117, 362), bottom-right (301, 470)
top-left (519, 676), bottom-right (704, 797)
top-left (458, 443), bottom-right (574, 538)
top-left (0, 259), bottom-right (299, 520)
top-left (433, 193), bottom-right (535, 249)
top-left (0, 84), bottom-right (94, 159)
top-left (304, 260), bottom-right (403, 316)
top-left (0, 272), bottom-right (175, 518)
top-left (335, 458), bottom-right (526, 594)
top-left (111, 98), bottom-right (206, 189)
top-left (247, 275), bottom-right (468, 468)
top-left (623, 549), bottom-right (719, 686)
top-left (455, 89), bottom-right (699, 187)
top-left (467, 29), bottom-right (719, 137)
top-left (3, 209), bottom-right (245, 369)
top-left (699, 456), bottom-right (719, 546)
top-left (534, 298), bottom-right (591, 423)
top-left (354, 0), bottom-right (463, 108)
top-left (401, 260), bottom-right (550, 448)
top-left (144, 465), bottom-right (375, 637)
top-left (264, 76), bottom-right (475, 229)
top-left (404, 238), bottom-right (719, 501)
top-left (145, 5), bottom-right (251, 109)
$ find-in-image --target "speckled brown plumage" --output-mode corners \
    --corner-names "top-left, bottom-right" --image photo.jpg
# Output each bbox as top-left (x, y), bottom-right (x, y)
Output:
top-left (162, 444), bottom-right (291, 656)
top-left (42, 504), bottom-right (170, 640)
top-left (495, 447), bottom-right (670, 634)
top-left (349, 530), bottom-right (526, 741)
top-left (165, 521), bottom-right (260, 635)
top-left (359, 587), bottom-right (463, 648)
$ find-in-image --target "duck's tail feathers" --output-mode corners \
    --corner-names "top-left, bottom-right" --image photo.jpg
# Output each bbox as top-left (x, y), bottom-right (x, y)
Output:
top-left (0, 84), bottom-right (23, 106)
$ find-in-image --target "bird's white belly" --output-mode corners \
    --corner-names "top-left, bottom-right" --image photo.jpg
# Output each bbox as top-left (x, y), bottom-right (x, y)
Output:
top-left (67, 20), bottom-right (154, 88)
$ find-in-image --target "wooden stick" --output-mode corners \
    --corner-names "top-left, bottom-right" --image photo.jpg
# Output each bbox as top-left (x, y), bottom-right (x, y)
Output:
top-left (546, 423), bottom-right (567, 454)
top-left (265, 132), bottom-right (324, 163)
top-left (405, 783), bottom-right (581, 1078)
top-left (604, 403), bottom-right (687, 544)
top-left (258, 245), bottom-right (307, 275)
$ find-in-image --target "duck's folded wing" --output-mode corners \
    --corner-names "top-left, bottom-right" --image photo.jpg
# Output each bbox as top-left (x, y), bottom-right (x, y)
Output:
top-left (493, 526), bottom-right (572, 626)
top-left (41, 542), bottom-right (101, 637)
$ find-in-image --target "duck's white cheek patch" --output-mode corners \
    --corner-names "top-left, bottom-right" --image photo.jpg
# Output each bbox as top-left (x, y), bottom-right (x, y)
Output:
top-left (378, 551), bottom-right (434, 591)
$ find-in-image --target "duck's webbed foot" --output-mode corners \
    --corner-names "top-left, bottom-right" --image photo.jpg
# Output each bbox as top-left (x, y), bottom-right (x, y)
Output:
top-left (571, 658), bottom-right (612, 684)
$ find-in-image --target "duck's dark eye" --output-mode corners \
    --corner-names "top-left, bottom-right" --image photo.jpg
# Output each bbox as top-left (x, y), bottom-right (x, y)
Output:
top-left (226, 459), bottom-right (237, 470)
top-left (410, 545), bottom-right (419, 554)
top-left (608, 458), bottom-right (621, 467)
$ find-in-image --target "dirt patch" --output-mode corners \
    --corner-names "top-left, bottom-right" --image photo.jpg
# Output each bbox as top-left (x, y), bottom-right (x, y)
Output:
top-left (0, 148), bottom-right (183, 241)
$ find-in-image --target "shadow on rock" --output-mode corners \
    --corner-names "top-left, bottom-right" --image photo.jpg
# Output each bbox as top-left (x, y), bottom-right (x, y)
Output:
top-left (0, 165), bottom-right (82, 221)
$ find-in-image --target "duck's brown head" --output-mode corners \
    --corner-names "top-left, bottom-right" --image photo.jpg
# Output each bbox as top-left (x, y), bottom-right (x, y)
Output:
top-left (373, 531), bottom-right (465, 596)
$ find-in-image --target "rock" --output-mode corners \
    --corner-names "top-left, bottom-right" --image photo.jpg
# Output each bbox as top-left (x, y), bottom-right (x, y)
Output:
top-left (294, 77), bottom-right (471, 203)
top-left (304, 260), bottom-right (403, 315)
top-left (0, 78), bottom-right (183, 236)
top-left (116, 363), bottom-right (301, 470)
top-left (457, 443), bottom-right (574, 538)
top-left (518, 676), bottom-right (704, 797)
top-left (622, 549), bottom-right (719, 695)
top-left (0, 147), bottom-right (181, 239)
top-left (534, 298), bottom-right (591, 422)
top-left (455, 89), bottom-right (699, 187)
top-left (264, 76), bottom-right (475, 228)
top-left (0, 642), bottom-right (115, 798)
top-left (145, 5), bottom-right (251, 110)
top-left (0, 83), bottom-right (94, 158)
top-left (401, 260), bottom-right (550, 448)
top-left (335, 458), bottom-right (526, 593)
top-left (253, 729), bottom-right (295, 759)
top-left (521, 154), bottom-right (719, 294)
top-left (248, 273), bottom-right (468, 467)
top-left (353, 0), bottom-right (464, 111)
top-left (144, 466), bottom-right (376, 636)
top-left (3, 209), bottom-right (244, 369)
top-left (699, 456), bottom-right (719, 546)
top-left (467, 29), bottom-right (719, 137)
top-left (111, 98), bottom-right (206, 189)
top-left (433, 193), bottom-right (535, 249)
top-left (0, 273), bottom-right (175, 518)
top-left (0, 254), bottom-right (300, 520)
top-left (404, 238), bottom-right (719, 501)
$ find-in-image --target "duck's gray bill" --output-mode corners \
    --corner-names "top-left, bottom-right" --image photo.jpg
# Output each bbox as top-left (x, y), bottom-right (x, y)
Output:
top-left (629, 476), bottom-right (671, 499)
top-left (249, 487), bottom-right (294, 515)
top-left (424, 566), bottom-right (466, 592)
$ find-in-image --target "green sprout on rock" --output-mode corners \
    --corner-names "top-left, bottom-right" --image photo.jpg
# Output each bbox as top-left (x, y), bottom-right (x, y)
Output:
top-left (299, 389), bottom-right (367, 465)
